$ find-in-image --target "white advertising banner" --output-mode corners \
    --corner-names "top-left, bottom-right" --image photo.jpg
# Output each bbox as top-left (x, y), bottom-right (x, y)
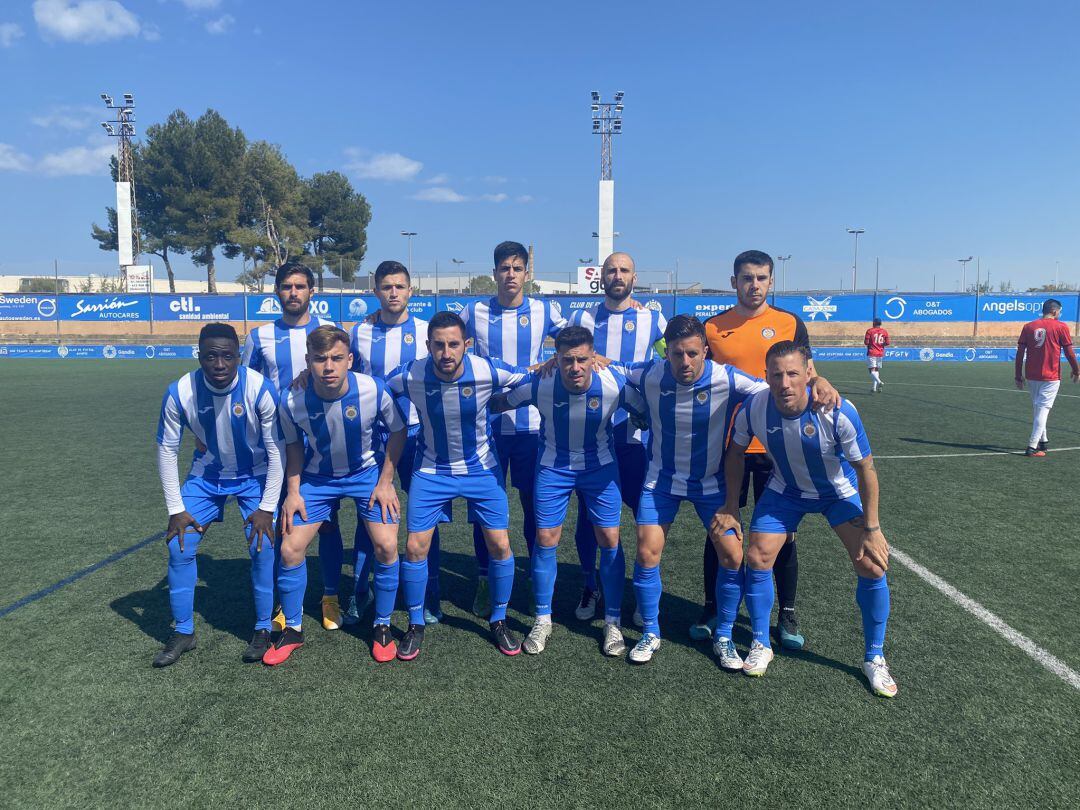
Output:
top-left (126, 265), bottom-right (153, 293)
top-left (597, 179), bottom-right (614, 263)
top-left (116, 181), bottom-right (134, 267)
top-left (577, 265), bottom-right (602, 294)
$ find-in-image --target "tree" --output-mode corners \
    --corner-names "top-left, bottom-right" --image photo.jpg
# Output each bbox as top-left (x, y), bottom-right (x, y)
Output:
top-left (1027, 282), bottom-right (1078, 292)
top-left (305, 171), bottom-right (371, 291)
top-left (469, 274), bottom-right (497, 294)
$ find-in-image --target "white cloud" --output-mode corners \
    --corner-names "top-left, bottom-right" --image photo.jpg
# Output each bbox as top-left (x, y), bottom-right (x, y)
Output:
top-left (204, 13), bottom-right (233, 34)
top-left (515, 194), bottom-right (534, 203)
top-left (482, 175), bottom-right (508, 184)
top-left (30, 105), bottom-right (100, 131)
top-left (479, 193), bottom-right (508, 203)
top-left (37, 143), bottom-right (114, 176)
top-left (178, 0), bottom-right (221, 9)
top-left (0, 22), bottom-right (24, 47)
top-left (33, 0), bottom-right (142, 43)
top-left (345, 148), bottom-right (423, 182)
top-left (142, 21), bottom-right (160, 40)
top-left (413, 186), bottom-right (468, 203)
top-left (0, 144), bottom-right (33, 172)
top-left (424, 173), bottom-right (450, 185)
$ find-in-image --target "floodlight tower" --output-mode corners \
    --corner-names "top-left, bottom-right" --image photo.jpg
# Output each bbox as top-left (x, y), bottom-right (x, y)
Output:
top-left (101, 92), bottom-right (139, 283)
top-left (591, 90), bottom-right (624, 264)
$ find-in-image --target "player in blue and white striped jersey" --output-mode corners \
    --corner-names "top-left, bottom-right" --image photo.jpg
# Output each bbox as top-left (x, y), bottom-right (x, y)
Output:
top-left (492, 325), bottom-right (647, 657)
top-left (153, 323), bottom-right (284, 668)
top-left (265, 326), bottom-right (407, 666)
top-left (565, 251), bottom-right (667, 619)
top-left (621, 314), bottom-right (769, 664)
top-left (241, 261), bottom-right (347, 633)
top-left (385, 311), bottom-right (529, 659)
top-left (713, 341), bottom-right (896, 697)
top-left (460, 241), bottom-right (566, 616)
top-left (346, 260), bottom-right (442, 626)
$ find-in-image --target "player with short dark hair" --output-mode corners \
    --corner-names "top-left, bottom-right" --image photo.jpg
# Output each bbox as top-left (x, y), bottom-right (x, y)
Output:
top-left (864, 318), bottom-right (890, 392)
top-left (713, 341), bottom-right (896, 697)
top-left (1015, 298), bottom-right (1079, 456)
top-left (153, 322), bottom-right (283, 667)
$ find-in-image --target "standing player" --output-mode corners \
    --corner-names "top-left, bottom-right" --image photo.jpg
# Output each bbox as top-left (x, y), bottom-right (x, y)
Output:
top-left (700, 249), bottom-right (829, 650)
top-left (346, 260), bottom-right (442, 625)
top-left (460, 241), bottom-right (566, 616)
top-left (242, 260), bottom-right (345, 633)
top-left (1015, 298), bottom-right (1079, 456)
top-left (264, 326), bottom-right (406, 665)
top-left (713, 342), bottom-right (896, 698)
top-left (386, 312), bottom-right (529, 659)
top-left (153, 323), bottom-right (283, 667)
top-left (491, 326), bottom-right (647, 656)
top-left (864, 318), bottom-right (890, 392)
top-left (565, 251), bottom-right (666, 620)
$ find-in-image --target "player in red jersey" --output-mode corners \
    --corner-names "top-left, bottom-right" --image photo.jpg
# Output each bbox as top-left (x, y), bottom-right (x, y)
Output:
top-left (1015, 299), bottom-right (1079, 456)
top-left (864, 318), bottom-right (890, 393)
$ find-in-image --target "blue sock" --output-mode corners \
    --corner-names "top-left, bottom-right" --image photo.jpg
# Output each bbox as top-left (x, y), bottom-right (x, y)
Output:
top-left (856, 574), bottom-right (890, 660)
top-left (352, 523), bottom-right (373, 599)
top-left (426, 528), bottom-right (442, 607)
top-left (714, 564), bottom-right (743, 640)
top-left (278, 560), bottom-right (307, 629)
top-left (318, 523), bottom-right (343, 597)
top-left (247, 528), bottom-right (274, 631)
top-left (400, 559), bottom-right (428, 626)
top-left (632, 562), bottom-right (662, 637)
top-left (473, 523), bottom-right (490, 579)
top-left (166, 533), bottom-right (202, 635)
top-left (489, 556), bottom-right (515, 622)
top-left (574, 502), bottom-right (599, 590)
top-left (531, 544), bottom-right (558, 617)
top-left (744, 567), bottom-right (774, 648)
top-left (599, 544), bottom-right (624, 623)
top-left (372, 559), bottom-right (399, 627)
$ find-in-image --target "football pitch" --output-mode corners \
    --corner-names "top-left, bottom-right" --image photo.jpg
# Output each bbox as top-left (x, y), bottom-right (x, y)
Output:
top-left (1, 360), bottom-right (1078, 808)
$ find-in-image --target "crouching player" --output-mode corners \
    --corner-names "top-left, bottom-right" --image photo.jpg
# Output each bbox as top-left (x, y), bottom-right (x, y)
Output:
top-left (492, 326), bottom-right (646, 656)
top-left (265, 326), bottom-right (407, 665)
top-left (153, 323), bottom-right (283, 667)
top-left (713, 341), bottom-right (897, 697)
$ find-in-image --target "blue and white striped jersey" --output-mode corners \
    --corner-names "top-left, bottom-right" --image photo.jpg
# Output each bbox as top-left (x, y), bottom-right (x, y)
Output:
top-left (243, 316), bottom-right (336, 392)
top-left (568, 302), bottom-right (667, 445)
top-left (626, 358), bottom-right (768, 496)
top-left (732, 391), bottom-right (871, 500)
top-left (461, 296), bottom-right (566, 435)
top-left (157, 366), bottom-right (281, 483)
top-left (505, 366), bottom-right (647, 471)
top-left (278, 372), bottom-right (405, 478)
top-left (350, 315), bottom-right (429, 427)
top-left (386, 355), bottom-right (528, 475)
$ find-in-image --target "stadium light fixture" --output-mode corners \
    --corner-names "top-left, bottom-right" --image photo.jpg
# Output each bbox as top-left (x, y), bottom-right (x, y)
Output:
top-left (614, 91), bottom-right (624, 102)
top-left (958, 256), bottom-right (973, 290)
top-left (401, 231), bottom-right (418, 274)
top-left (846, 228), bottom-right (865, 291)
top-left (591, 90), bottom-right (600, 102)
top-left (123, 93), bottom-right (134, 105)
top-left (777, 254), bottom-right (792, 293)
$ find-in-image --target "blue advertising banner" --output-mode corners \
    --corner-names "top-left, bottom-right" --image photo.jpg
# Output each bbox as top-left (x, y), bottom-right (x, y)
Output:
top-left (876, 294), bottom-right (975, 323)
top-left (338, 295), bottom-right (435, 321)
top-left (772, 294), bottom-right (876, 323)
top-left (153, 294), bottom-right (245, 322)
top-left (59, 294), bottom-right (150, 322)
top-left (246, 294), bottom-right (340, 322)
top-left (675, 296), bottom-right (737, 319)
top-left (977, 294), bottom-right (1079, 322)
top-left (0, 293), bottom-right (58, 321)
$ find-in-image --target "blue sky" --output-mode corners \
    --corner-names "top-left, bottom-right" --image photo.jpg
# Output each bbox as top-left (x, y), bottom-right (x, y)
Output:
top-left (1, 1), bottom-right (1079, 292)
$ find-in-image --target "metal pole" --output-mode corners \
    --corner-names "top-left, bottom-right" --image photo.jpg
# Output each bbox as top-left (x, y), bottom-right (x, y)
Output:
top-left (973, 260), bottom-right (981, 340)
top-left (853, 232), bottom-right (859, 291)
top-left (874, 257), bottom-right (880, 319)
top-left (674, 258), bottom-right (680, 315)
top-left (54, 259), bottom-right (61, 345)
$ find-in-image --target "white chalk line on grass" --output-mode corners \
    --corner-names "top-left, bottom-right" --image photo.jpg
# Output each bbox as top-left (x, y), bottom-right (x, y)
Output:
top-left (876, 446), bottom-right (1080, 460)
top-left (834, 380), bottom-right (1080, 399)
top-left (890, 547), bottom-right (1080, 691)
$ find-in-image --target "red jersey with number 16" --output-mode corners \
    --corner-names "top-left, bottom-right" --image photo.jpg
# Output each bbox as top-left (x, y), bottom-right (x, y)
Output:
top-left (864, 327), bottom-right (890, 357)
top-left (1017, 318), bottom-right (1074, 381)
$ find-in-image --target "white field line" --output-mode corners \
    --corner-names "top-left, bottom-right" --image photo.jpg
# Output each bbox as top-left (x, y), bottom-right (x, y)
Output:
top-left (835, 380), bottom-right (1080, 399)
top-left (890, 547), bottom-right (1080, 691)
top-left (876, 446), bottom-right (1080, 460)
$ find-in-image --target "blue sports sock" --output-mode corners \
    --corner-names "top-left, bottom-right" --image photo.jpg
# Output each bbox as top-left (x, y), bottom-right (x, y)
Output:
top-left (426, 528), bottom-right (442, 606)
top-left (632, 562), bottom-right (662, 637)
top-left (856, 574), bottom-right (890, 660)
top-left (520, 490), bottom-right (537, 557)
top-left (531, 544), bottom-right (558, 617)
top-left (247, 528), bottom-right (274, 631)
top-left (599, 544), bottom-right (625, 622)
top-left (352, 522), bottom-right (373, 599)
top-left (318, 522), bottom-right (343, 597)
top-left (473, 523), bottom-right (490, 578)
top-left (278, 560), bottom-right (307, 629)
top-left (166, 533), bottom-right (201, 635)
top-left (489, 556), bottom-right (515, 622)
top-left (372, 559), bottom-right (400, 627)
top-left (400, 559), bottom-right (428, 626)
top-left (744, 567), bottom-right (774, 648)
top-left (574, 499), bottom-right (599, 590)
top-left (714, 564), bottom-right (743, 640)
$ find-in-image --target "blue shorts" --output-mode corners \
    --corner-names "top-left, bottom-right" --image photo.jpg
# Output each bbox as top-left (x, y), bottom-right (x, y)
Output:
top-left (750, 487), bottom-right (863, 534)
top-left (408, 468), bottom-right (508, 533)
top-left (535, 464), bottom-right (622, 529)
top-left (291, 466), bottom-right (396, 527)
top-left (494, 432), bottom-right (540, 495)
top-left (180, 475), bottom-right (268, 527)
top-left (636, 487), bottom-right (734, 534)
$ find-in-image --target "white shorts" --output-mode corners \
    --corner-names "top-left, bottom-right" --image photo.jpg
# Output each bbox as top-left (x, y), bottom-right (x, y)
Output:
top-left (867, 356), bottom-right (883, 370)
top-left (1027, 379), bottom-right (1060, 410)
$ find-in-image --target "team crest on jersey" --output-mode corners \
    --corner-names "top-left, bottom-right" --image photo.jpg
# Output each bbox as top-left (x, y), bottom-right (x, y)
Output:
top-left (404, 333), bottom-right (415, 345)
top-left (588, 397), bottom-right (600, 410)
top-left (232, 403), bottom-right (245, 417)
top-left (344, 405), bottom-right (358, 420)
top-left (695, 391), bottom-right (708, 404)
top-left (761, 327), bottom-right (776, 339)
top-left (519, 315), bottom-right (530, 327)
top-left (461, 386), bottom-right (474, 398)
top-left (624, 321), bottom-right (636, 332)
top-left (803, 423), bottom-right (816, 437)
